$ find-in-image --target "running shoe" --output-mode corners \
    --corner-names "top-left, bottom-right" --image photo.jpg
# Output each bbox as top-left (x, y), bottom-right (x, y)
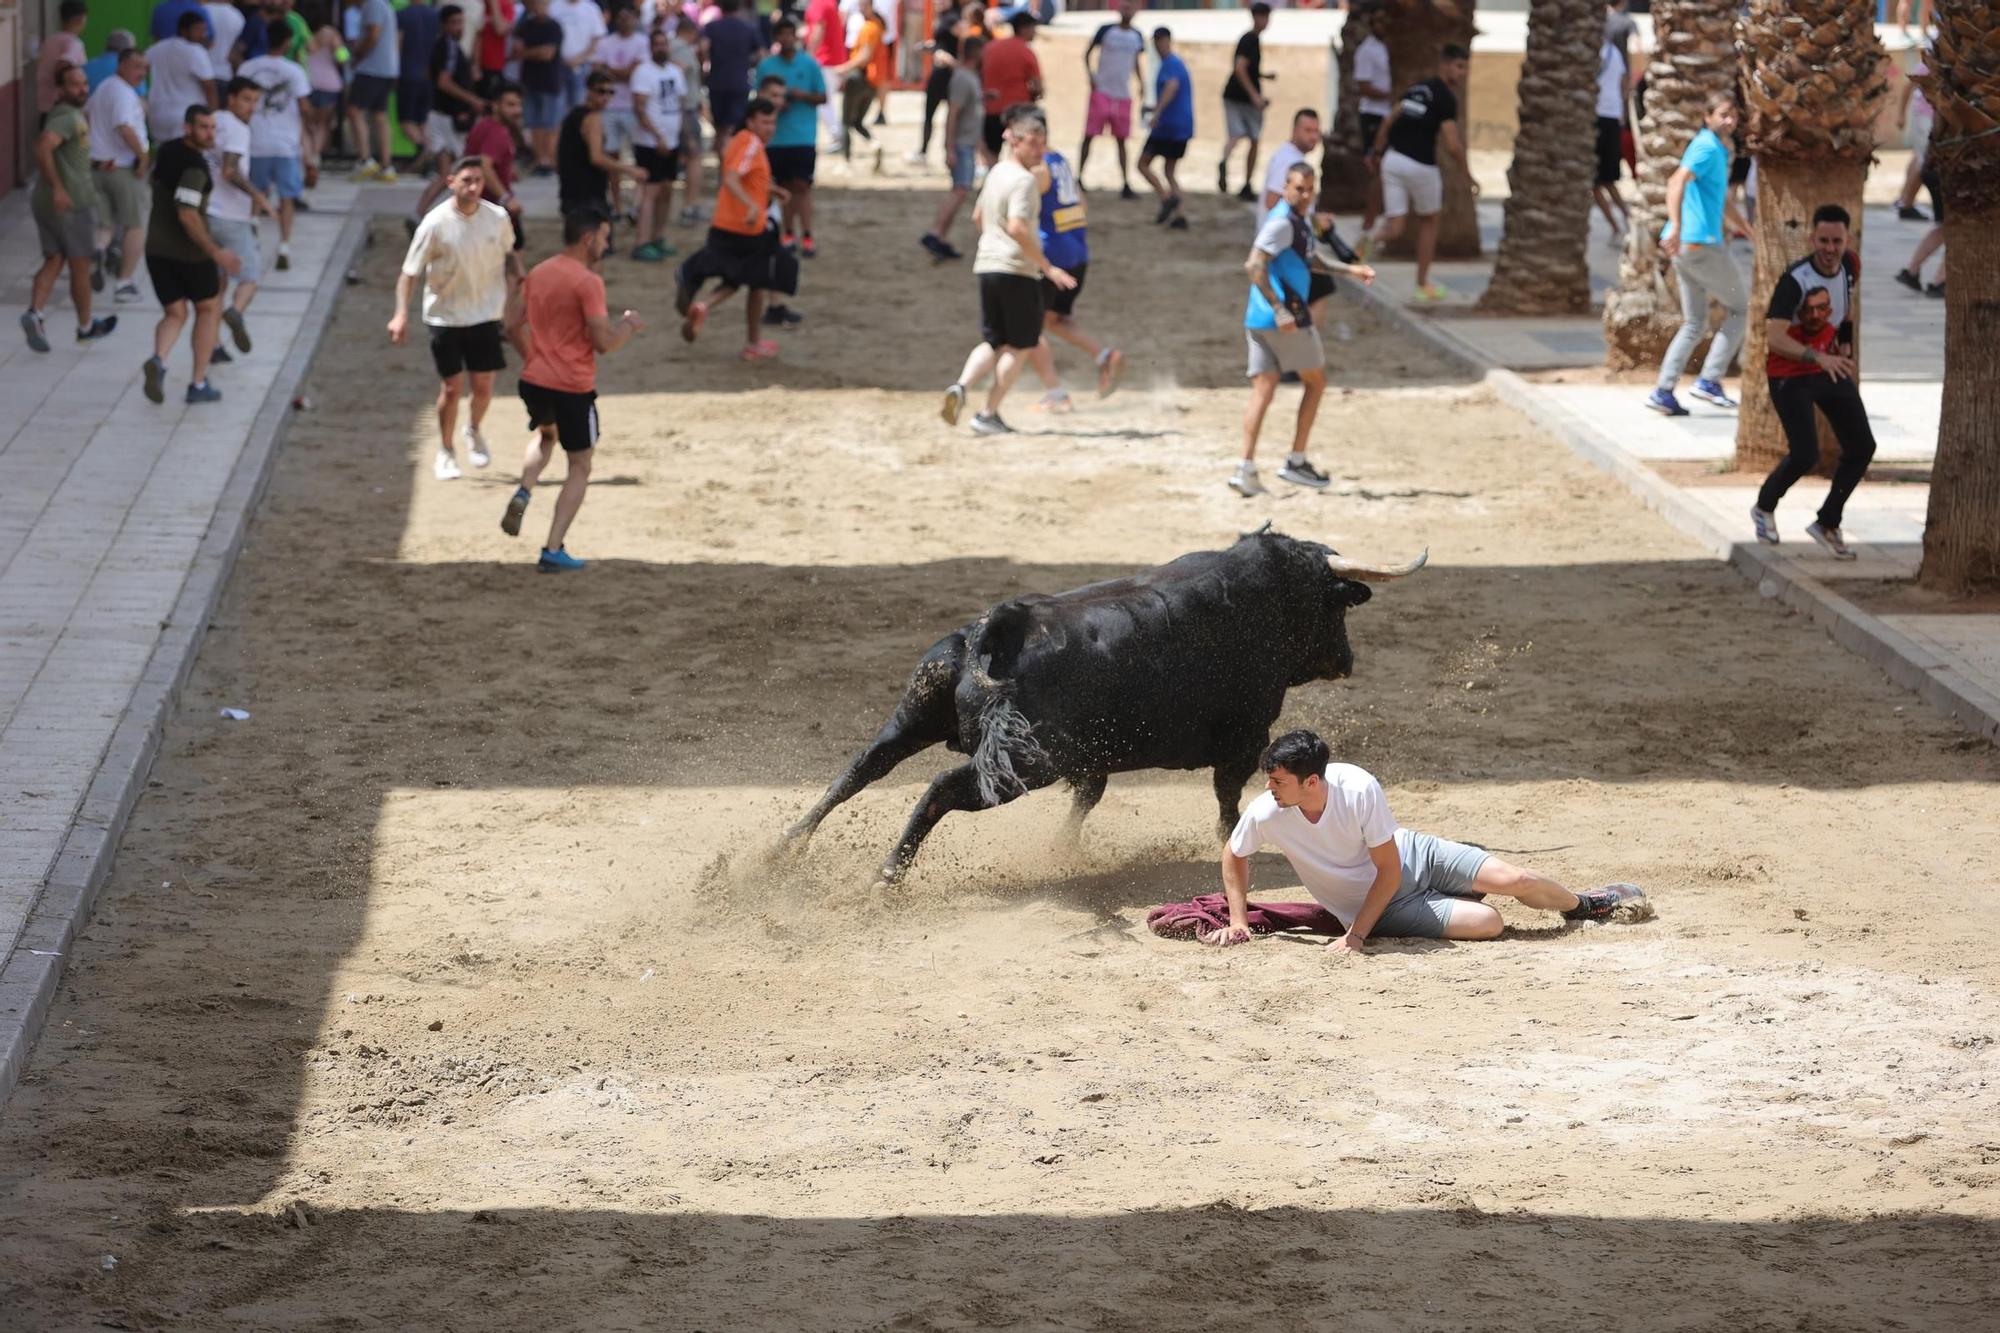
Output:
top-left (1644, 388), bottom-right (1690, 417)
top-left (464, 426), bottom-right (492, 468)
top-left (740, 339), bottom-right (779, 361)
top-left (501, 486), bottom-right (531, 536)
top-left (276, 249), bottom-right (291, 271)
top-left (631, 240), bottom-right (671, 262)
top-left (210, 345), bottom-right (234, 364)
top-left (1806, 520), bottom-right (1856, 560)
top-left (1096, 347), bottom-right (1125, 398)
top-left (1120, 184), bottom-right (1138, 201)
top-left (1167, 216), bottom-right (1189, 232)
top-left (376, 165), bottom-right (400, 183)
top-left (77, 316), bottom-right (118, 342)
top-left (142, 355), bottom-right (166, 404)
top-left (941, 382), bottom-right (967, 426)
top-left (1926, 281), bottom-right (1946, 299)
top-left (1155, 194), bottom-right (1180, 225)
top-left (353, 159), bottom-right (383, 180)
top-left (185, 380), bottom-right (222, 404)
top-left (1412, 283), bottom-right (1449, 304)
top-left (680, 301), bottom-right (707, 344)
top-left (1562, 881), bottom-right (1651, 922)
top-left (1896, 204), bottom-right (1929, 221)
top-left (1235, 185), bottom-right (1256, 202)
top-left (1278, 457), bottom-right (1332, 490)
top-left (1216, 162), bottom-right (1228, 194)
top-left (1689, 378), bottom-right (1737, 409)
top-left (114, 283), bottom-right (142, 304)
top-left (1894, 268), bottom-right (1923, 293)
top-left (223, 306), bottom-right (252, 353)
top-left (1750, 506), bottom-right (1779, 545)
top-left (1228, 468), bottom-right (1268, 497)
top-left (969, 411), bottom-right (1014, 436)
top-left (91, 251), bottom-right (106, 293)
top-left (762, 305), bottom-right (804, 327)
top-left (903, 149), bottom-right (927, 165)
top-left (538, 546), bottom-right (586, 572)
top-left (801, 236), bottom-right (817, 258)
top-left (1036, 388), bottom-right (1074, 414)
top-left (673, 265), bottom-right (695, 316)
top-left (921, 233), bottom-right (951, 260)
top-left (434, 447), bottom-right (462, 480)
top-left (20, 310), bottom-right (48, 353)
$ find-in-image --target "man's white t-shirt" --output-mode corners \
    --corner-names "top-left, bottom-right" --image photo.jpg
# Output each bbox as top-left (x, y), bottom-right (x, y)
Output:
top-left (629, 59), bottom-right (686, 147)
top-left (552, 0), bottom-right (607, 61)
top-left (147, 37), bottom-right (216, 140)
top-left (87, 76), bottom-right (149, 167)
top-left (1263, 139), bottom-right (1307, 203)
top-left (239, 54), bottom-right (313, 157)
top-left (206, 109), bottom-right (256, 221)
top-left (1595, 42), bottom-right (1627, 120)
top-left (595, 30), bottom-right (650, 109)
top-left (402, 197), bottom-right (515, 326)
top-left (1353, 34), bottom-right (1391, 117)
top-left (208, 1), bottom-right (246, 73)
top-left (973, 157), bottom-right (1040, 278)
top-left (1227, 763), bottom-right (1398, 924)
top-left (1089, 22), bottom-right (1144, 99)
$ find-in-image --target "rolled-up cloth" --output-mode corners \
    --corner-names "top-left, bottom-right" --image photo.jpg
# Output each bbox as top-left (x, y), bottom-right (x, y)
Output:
top-left (1146, 893), bottom-right (1344, 941)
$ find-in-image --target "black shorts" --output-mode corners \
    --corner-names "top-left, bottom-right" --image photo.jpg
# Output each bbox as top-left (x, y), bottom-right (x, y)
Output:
top-left (982, 112), bottom-right (1004, 155)
top-left (429, 320), bottom-right (506, 378)
top-left (1594, 116), bottom-right (1623, 185)
top-left (766, 144), bottom-right (816, 185)
top-left (1307, 271), bottom-right (1335, 305)
top-left (1140, 134), bottom-right (1187, 162)
top-left (634, 144), bottom-right (682, 184)
top-left (398, 77), bottom-right (434, 124)
top-left (349, 72), bottom-right (395, 113)
top-left (979, 272), bottom-right (1043, 350)
top-left (1358, 112), bottom-right (1383, 151)
top-left (1729, 152), bottom-right (1751, 185)
top-left (519, 379), bottom-right (600, 453)
top-left (1041, 259), bottom-right (1086, 317)
top-left (710, 86), bottom-right (749, 135)
top-left (146, 252), bottom-right (221, 306)
top-left (508, 210), bottom-right (526, 251)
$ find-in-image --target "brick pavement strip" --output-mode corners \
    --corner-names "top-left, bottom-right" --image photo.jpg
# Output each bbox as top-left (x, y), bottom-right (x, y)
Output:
top-left (0, 204), bottom-right (368, 1107)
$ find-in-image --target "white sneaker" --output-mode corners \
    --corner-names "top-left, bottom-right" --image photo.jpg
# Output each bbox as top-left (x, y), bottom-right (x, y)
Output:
top-left (114, 282), bottom-right (142, 303)
top-left (1228, 468), bottom-right (1268, 497)
top-left (464, 426), bottom-right (491, 468)
top-left (433, 447), bottom-right (462, 480)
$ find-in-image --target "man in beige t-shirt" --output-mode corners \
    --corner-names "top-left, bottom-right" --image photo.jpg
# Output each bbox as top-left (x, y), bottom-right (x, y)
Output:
top-left (939, 103), bottom-right (1076, 436)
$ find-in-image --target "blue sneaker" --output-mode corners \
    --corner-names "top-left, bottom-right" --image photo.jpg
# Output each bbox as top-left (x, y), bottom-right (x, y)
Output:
top-left (77, 316), bottom-right (118, 342)
top-left (185, 380), bottom-right (222, 404)
top-left (1644, 388), bottom-right (1690, 417)
top-left (20, 310), bottom-right (49, 353)
top-left (538, 546), bottom-right (586, 572)
top-left (1689, 378), bottom-right (1738, 409)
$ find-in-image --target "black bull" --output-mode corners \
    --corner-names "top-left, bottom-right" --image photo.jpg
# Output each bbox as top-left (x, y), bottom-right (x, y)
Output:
top-left (785, 530), bottom-right (1427, 886)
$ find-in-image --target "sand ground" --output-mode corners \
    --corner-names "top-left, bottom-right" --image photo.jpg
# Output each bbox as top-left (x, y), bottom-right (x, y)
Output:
top-left (2, 166), bottom-right (1997, 1333)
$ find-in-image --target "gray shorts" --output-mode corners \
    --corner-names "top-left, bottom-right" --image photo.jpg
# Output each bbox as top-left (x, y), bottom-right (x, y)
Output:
top-left (96, 167), bottom-right (149, 230)
top-left (208, 216), bottom-right (262, 284)
top-left (1246, 325), bottom-right (1325, 377)
top-left (1224, 98), bottom-right (1263, 142)
top-left (32, 194), bottom-right (96, 259)
top-left (1368, 828), bottom-right (1493, 939)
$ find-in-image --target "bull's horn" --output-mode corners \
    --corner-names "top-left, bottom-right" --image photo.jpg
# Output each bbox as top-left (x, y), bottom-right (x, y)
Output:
top-left (1326, 547), bottom-right (1429, 581)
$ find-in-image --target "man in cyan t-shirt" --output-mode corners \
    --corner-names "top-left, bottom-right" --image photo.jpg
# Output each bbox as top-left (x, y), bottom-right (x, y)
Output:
top-left (1648, 94), bottom-right (1751, 419)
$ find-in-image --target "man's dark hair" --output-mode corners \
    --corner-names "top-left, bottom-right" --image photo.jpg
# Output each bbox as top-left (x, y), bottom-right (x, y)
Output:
top-left (118, 45), bottom-right (146, 65)
top-left (1811, 202), bottom-right (1851, 229)
top-left (587, 69), bottom-right (615, 90)
top-left (60, 0), bottom-right (89, 23)
top-left (746, 94), bottom-right (777, 119)
top-left (1260, 730), bottom-right (1330, 782)
top-left (718, 0), bottom-right (740, 12)
top-left (490, 78), bottom-right (523, 99)
top-left (225, 74), bottom-right (260, 98)
top-left (1249, 2), bottom-right (1271, 16)
top-left (1441, 42), bottom-right (1470, 62)
top-left (1285, 161), bottom-right (1315, 183)
top-left (1152, 24), bottom-right (1170, 40)
top-left (184, 101), bottom-right (213, 123)
top-left (440, 3), bottom-right (463, 18)
top-left (1292, 107), bottom-right (1318, 127)
top-left (758, 72), bottom-right (786, 90)
top-left (772, 14), bottom-right (795, 33)
top-left (450, 154), bottom-right (484, 175)
top-left (563, 205), bottom-right (609, 244)
top-left (177, 9), bottom-right (206, 35)
top-left (960, 34), bottom-right (984, 61)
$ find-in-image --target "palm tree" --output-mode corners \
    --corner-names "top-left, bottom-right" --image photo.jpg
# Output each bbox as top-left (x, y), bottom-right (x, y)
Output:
top-left (1916, 0), bottom-right (2000, 595)
top-left (1380, 0), bottom-right (1481, 259)
top-left (1478, 0), bottom-right (1601, 314)
top-left (1320, 3), bottom-right (1388, 215)
top-left (1732, 0), bottom-right (1889, 475)
top-left (1602, 0), bottom-right (1740, 369)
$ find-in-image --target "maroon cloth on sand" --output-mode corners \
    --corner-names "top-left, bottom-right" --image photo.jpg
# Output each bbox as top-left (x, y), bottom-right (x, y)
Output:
top-left (1147, 893), bottom-right (1346, 940)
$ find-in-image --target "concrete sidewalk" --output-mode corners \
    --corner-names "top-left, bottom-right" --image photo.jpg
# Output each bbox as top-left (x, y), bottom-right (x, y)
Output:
top-left (1333, 199), bottom-right (1996, 743)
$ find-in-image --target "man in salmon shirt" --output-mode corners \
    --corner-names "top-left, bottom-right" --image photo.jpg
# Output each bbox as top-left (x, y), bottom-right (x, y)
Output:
top-left (500, 205), bottom-right (645, 572)
top-left (673, 96), bottom-right (792, 361)
top-left (979, 7), bottom-right (1041, 163)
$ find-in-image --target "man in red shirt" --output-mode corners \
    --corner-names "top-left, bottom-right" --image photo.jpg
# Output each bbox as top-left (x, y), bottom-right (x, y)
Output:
top-left (673, 97), bottom-right (793, 361)
top-left (500, 205), bottom-right (644, 571)
top-left (979, 9), bottom-right (1042, 163)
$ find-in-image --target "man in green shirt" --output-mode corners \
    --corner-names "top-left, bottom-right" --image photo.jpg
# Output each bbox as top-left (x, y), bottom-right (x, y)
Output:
top-left (143, 103), bottom-right (243, 405)
top-left (22, 62), bottom-right (115, 352)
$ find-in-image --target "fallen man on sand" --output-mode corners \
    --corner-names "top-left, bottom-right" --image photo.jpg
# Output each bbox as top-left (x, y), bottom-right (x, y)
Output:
top-left (1186, 729), bottom-right (1651, 954)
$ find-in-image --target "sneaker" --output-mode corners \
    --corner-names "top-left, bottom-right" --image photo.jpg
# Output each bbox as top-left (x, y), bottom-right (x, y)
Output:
top-left (464, 426), bottom-right (491, 468)
top-left (1925, 281), bottom-right (1945, 299)
top-left (1412, 283), bottom-right (1449, 304)
top-left (1036, 388), bottom-right (1074, 414)
top-left (276, 249), bottom-right (291, 271)
top-left (114, 282), bottom-right (143, 304)
top-left (800, 236), bottom-right (817, 258)
top-left (223, 307), bottom-right (252, 353)
top-left (1894, 268), bottom-right (1924, 293)
top-left (1216, 162), bottom-right (1228, 194)
top-left (185, 380), bottom-right (222, 404)
top-left (91, 251), bottom-right (106, 293)
top-left (375, 165), bottom-right (399, 183)
top-left (434, 448), bottom-right (462, 480)
top-left (1235, 185), bottom-right (1256, 202)
top-left (740, 339), bottom-right (779, 360)
top-left (1688, 378), bottom-right (1737, 409)
top-left (762, 304), bottom-right (804, 327)
top-left (673, 265), bottom-right (696, 317)
top-left (941, 382), bottom-right (967, 426)
top-left (1155, 194), bottom-right (1180, 225)
top-left (20, 310), bottom-right (48, 353)
top-left (677, 205), bottom-right (703, 225)
top-left (142, 355), bottom-right (166, 404)
top-left (1897, 204), bottom-right (1929, 221)
top-left (501, 486), bottom-right (531, 536)
top-left (1806, 520), bottom-right (1856, 560)
top-left (631, 240), bottom-right (670, 262)
top-left (353, 159), bottom-right (382, 181)
top-left (969, 411), bottom-right (1014, 436)
top-left (538, 546), bottom-right (586, 571)
top-left (680, 301), bottom-right (707, 344)
top-left (1750, 506), bottom-right (1779, 545)
top-left (1096, 347), bottom-right (1125, 398)
top-left (77, 316), bottom-right (118, 342)
top-left (903, 149), bottom-right (927, 165)
top-left (1167, 216), bottom-right (1189, 232)
top-left (1562, 881), bottom-right (1651, 922)
top-left (1645, 388), bottom-right (1690, 417)
top-left (1228, 468), bottom-right (1268, 497)
top-left (210, 345), bottom-right (234, 364)
top-left (1278, 456), bottom-right (1331, 490)
top-left (921, 233), bottom-right (950, 260)
top-left (1120, 184), bottom-right (1138, 201)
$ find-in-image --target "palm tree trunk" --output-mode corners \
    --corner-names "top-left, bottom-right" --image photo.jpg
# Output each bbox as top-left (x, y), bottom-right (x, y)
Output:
top-left (1479, 0), bottom-right (1600, 315)
top-left (1601, 0), bottom-right (1740, 370)
top-left (1916, 0), bottom-right (2000, 595)
top-left (1382, 0), bottom-right (1481, 260)
top-left (1320, 14), bottom-right (1374, 214)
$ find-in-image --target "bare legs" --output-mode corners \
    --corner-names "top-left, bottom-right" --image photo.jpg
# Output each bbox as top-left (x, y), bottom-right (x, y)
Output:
top-left (517, 429), bottom-right (593, 551)
top-left (153, 295), bottom-right (219, 382)
top-left (1241, 366), bottom-right (1324, 464)
top-left (1436, 857), bottom-right (1585, 941)
top-left (30, 254), bottom-right (93, 331)
top-left (955, 339), bottom-right (1028, 417)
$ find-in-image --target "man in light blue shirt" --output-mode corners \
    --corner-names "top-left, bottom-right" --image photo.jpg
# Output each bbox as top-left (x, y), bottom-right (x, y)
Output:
top-left (755, 17), bottom-right (827, 254)
top-left (1649, 94), bottom-right (1751, 418)
top-left (344, 0), bottom-right (400, 179)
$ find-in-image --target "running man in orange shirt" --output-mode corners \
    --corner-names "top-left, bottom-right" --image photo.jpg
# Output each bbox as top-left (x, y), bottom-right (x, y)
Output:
top-left (674, 97), bottom-right (793, 360)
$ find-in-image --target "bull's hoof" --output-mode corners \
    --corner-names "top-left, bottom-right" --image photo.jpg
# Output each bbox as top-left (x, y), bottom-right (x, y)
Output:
top-left (768, 830), bottom-right (812, 863)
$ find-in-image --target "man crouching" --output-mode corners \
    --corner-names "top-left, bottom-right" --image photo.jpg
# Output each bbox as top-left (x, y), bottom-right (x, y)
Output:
top-left (1211, 729), bottom-right (1649, 953)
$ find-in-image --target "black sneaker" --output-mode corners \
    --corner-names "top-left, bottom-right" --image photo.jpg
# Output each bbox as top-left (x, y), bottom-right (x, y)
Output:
top-left (1167, 216), bottom-right (1190, 231)
top-left (673, 265), bottom-right (695, 316)
top-left (1155, 195), bottom-right (1178, 225)
top-left (762, 304), bottom-right (804, 327)
top-left (1217, 162), bottom-right (1228, 194)
top-left (1894, 268), bottom-right (1923, 293)
top-left (1235, 185), bottom-right (1256, 202)
top-left (210, 345), bottom-right (234, 364)
top-left (1897, 204), bottom-right (1929, 221)
top-left (1925, 281), bottom-right (1946, 299)
top-left (1120, 184), bottom-right (1138, 201)
top-left (1278, 457), bottom-right (1331, 490)
top-left (77, 316), bottom-right (118, 342)
top-left (1562, 882), bottom-right (1652, 922)
top-left (920, 232), bottom-right (948, 259)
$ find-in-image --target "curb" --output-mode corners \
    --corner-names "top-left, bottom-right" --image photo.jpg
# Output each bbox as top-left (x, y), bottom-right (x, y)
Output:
top-left (0, 213), bottom-right (371, 1107)
top-left (1337, 273), bottom-right (2000, 748)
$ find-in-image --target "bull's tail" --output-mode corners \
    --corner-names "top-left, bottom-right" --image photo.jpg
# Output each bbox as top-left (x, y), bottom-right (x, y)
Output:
top-left (972, 694), bottom-right (1047, 807)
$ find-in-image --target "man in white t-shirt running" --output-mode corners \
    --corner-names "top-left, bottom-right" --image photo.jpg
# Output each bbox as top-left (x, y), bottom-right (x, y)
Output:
top-left (206, 77), bottom-right (273, 362)
top-left (1078, 0), bottom-right (1146, 199)
top-left (1209, 729), bottom-right (1649, 953)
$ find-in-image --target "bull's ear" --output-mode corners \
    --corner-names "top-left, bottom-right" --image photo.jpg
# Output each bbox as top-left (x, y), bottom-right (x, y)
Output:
top-left (1331, 578), bottom-right (1373, 609)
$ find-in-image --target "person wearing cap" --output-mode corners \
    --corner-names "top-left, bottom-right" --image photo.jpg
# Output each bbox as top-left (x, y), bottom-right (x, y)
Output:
top-left (978, 6), bottom-right (1041, 163)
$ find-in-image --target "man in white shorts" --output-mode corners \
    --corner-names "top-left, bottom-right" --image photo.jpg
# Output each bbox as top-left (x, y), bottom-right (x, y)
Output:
top-left (1078, 0), bottom-right (1145, 199)
top-left (1203, 729), bottom-right (1649, 952)
top-left (206, 76), bottom-right (272, 361)
top-left (1365, 42), bottom-right (1471, 303)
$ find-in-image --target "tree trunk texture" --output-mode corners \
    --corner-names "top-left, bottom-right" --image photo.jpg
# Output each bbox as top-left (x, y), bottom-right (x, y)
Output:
top-left (1915, 0), bottom-right (2000, 595)
top-left (1320, 17), bottom-right (1372, 213)
top-left (1382, 0), bottom-right (1481, 260)
top-left (1601, 0), bottom-right (1740, 370)
top-left (1733, 0), bottom-right (1889, 474)
top-left (1478, 0), bottom-right (1600, 315)
top-left (1732, 157), bottom-right (1868, 476)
